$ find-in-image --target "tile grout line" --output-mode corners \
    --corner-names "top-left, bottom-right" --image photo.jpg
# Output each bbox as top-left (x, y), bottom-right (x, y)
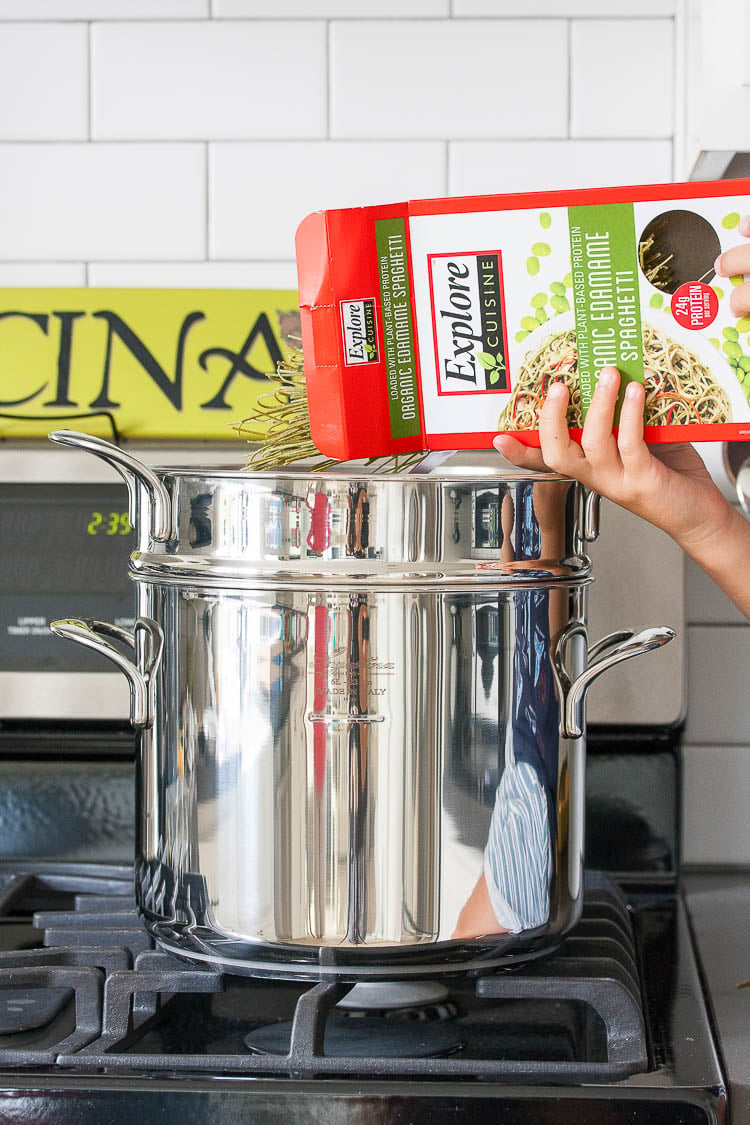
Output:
top-left (326, 19), bottom-right (331, 140)
top-left (0, 13), bottom-right (682, 23)
top-left (205, 142), bottom-right (210, 263)
top-left (566, 18), bottom-right (572, 139)
top-left (686, 621), bottom-right (750, 629)
top-left (0, 259), bottom-right (298, 265)
top-left (0, 137), bottom-right (675, 146)
top-left (86, 20), bottom-right (92, 142)
top-left (671, 6), bottom-right (683, 179)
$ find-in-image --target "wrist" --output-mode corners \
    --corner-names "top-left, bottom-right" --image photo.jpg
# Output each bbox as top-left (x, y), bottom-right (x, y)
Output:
top-left (644, 476), bottom-right (737, 555)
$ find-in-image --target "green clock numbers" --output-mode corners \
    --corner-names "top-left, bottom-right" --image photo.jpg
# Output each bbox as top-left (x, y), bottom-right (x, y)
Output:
top-left (87, 511), bottom-right (131, 536)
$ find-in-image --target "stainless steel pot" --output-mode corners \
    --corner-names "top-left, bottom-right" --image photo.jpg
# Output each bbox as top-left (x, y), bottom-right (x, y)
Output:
top-left (48, 431), bottom-right (673, 980)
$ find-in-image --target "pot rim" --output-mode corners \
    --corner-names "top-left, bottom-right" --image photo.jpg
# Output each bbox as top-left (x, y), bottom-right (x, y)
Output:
top-left (149, 464), bottom-right (571, 484)
top-left (129, 561), bottom-right (594, 590)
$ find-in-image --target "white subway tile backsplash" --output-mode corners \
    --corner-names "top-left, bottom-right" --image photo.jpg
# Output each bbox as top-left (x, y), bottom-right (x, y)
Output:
top-left (91, 22), bottom-right (326, 140)
top-left (571, 20), bottom-right (674, 138)
top-left (449, 139), bottom-right (673, 196)
top-left (210, 141), bottom-right (446, 259)
top-left (685, 557), bottom-right (747, 626)
top-left (89, 261), bottom-right (299, 289)
top-left (214, 0), bottom-right (448, 14)
top-left (454, 1), bottom-right (677, 14)
top-left (682, 745), bottom-right (750, 865)
top-left (0, 264), bottom-right (87, 286)
top-left (0, 1), bottom-right (207, 15)
top-left (0, 24), bottom-right (87, 140)
top-left (330, 20), bottom-right (568, 139)
top-left (0, 144), bottom-right (206, 260)
top-left (685, 625), bottom-right (750, 745)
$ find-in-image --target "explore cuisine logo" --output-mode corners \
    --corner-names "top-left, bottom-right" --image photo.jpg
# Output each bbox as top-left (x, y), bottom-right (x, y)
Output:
top-left (341, 298), bottom-right (379, 365)
top-left (428, 251), bottom-right (509, 395)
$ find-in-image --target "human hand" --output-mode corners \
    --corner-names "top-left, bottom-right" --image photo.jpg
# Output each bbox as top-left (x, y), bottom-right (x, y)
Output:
top-left (715, 214), bottom-right (750, 317)
top-left (493, 367), bottom-right (733, 553)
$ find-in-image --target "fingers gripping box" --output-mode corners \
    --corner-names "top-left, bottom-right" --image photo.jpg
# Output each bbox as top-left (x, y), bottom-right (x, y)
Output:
top-left (295, 180), bottom-right (750, 461)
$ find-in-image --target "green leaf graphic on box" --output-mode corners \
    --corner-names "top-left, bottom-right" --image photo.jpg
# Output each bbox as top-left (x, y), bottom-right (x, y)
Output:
top-left (476, 352), bottom-right (497, 369)
top-left (489, 370), bottom-right (501, 384)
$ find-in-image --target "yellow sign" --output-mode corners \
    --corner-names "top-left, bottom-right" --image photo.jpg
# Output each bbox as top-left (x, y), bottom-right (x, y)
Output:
top-left (0, 288), bottom-right (300, 439)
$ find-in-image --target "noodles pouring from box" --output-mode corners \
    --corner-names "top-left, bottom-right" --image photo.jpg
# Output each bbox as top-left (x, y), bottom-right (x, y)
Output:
top-left (294, 179), bottom-right (750, 462)
top-left (497, 310), bottom-right (744, 433)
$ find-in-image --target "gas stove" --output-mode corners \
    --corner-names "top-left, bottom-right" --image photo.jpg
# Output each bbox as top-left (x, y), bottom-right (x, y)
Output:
top-left (0, 856), bottom-right (728, 1123)
top-left (0, 466), bottom-right (743, 1123)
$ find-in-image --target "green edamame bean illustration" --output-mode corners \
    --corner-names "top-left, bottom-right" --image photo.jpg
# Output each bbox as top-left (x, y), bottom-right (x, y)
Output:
top-left (526, 257), bottom-right (540, 276)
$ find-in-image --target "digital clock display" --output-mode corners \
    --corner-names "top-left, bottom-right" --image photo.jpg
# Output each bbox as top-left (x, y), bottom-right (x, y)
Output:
top-left (0, 483), bottom-right (135, 672)
top-left (86, 511), bottom-right (131, 537)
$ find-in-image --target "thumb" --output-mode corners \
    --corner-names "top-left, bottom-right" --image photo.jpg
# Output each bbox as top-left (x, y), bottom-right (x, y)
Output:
top-left (494, 433), bottom-right (549, 472)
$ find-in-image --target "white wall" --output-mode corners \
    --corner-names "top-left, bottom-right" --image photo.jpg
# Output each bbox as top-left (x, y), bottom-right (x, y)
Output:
top-left (0, 0), bottom-right (747, 863)
top-left (683, 559), bottom-right (750, 865)
top-left (0, 0), bottom-right (678, 289)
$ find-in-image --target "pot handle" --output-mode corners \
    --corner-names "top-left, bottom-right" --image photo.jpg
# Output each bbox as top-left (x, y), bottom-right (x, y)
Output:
top-left (49, 616), bottom-right (164, 729)
top-left (556, 624), bottom-right (675, 739)
top-left (578, 486), bottom-right (601, 543)
top-left (48, 430), bottom-right (174, 543)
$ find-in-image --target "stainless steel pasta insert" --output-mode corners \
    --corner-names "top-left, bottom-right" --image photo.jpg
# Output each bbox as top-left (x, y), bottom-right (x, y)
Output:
top-left (48, 431), bottom-right (674, 980)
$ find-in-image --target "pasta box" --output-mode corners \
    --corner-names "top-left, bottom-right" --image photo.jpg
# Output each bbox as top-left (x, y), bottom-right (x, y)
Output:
top-left (295, 178), bottom-right (750, 460)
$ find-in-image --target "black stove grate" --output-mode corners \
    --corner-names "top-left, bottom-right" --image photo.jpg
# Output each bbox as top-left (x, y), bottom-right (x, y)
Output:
top-left (0, 863), bottom-right (649, 1083)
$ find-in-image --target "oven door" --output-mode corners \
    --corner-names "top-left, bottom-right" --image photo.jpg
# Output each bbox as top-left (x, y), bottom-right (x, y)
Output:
top-left (0, 441), bottom-right (241, 722)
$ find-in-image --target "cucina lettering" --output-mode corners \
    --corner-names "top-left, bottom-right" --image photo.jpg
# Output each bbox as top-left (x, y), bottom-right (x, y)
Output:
top-left (0, 309), bottom-right (285, 414)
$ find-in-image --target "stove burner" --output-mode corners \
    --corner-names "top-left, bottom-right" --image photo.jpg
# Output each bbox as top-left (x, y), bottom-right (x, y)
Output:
top-left (335, 980), bottom-right (457, 1019)
top-left (244, 1011), bottom-right (465, 1059)
top-left (245, 979), bottom-right (464, 1058)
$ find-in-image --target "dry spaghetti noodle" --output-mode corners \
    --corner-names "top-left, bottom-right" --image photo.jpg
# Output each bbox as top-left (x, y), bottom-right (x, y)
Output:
top-left (498, 322), bottom-right (732, 431)
top-left (235, 346), bottom-right (427, 472)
